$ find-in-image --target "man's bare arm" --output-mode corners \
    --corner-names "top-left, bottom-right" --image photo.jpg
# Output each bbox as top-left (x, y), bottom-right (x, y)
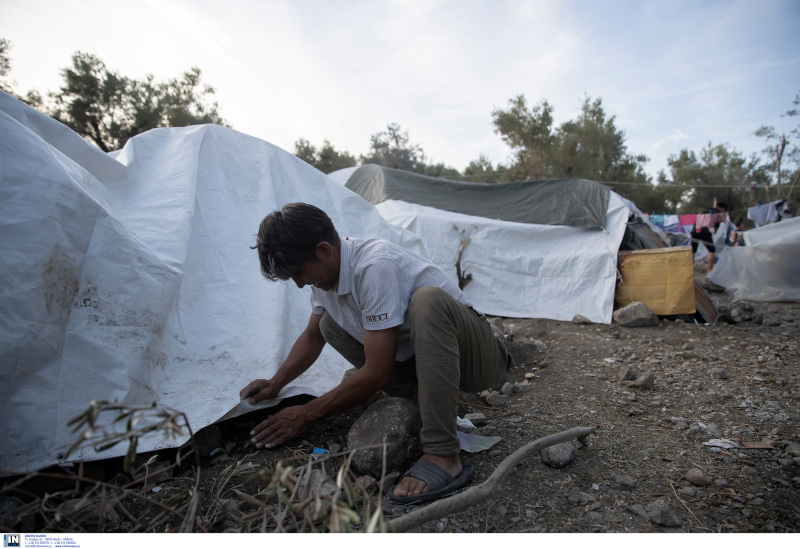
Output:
top-left (239, 313), bottom-right (326, 404)
top-left (249, 326), bottom-right (399, 448)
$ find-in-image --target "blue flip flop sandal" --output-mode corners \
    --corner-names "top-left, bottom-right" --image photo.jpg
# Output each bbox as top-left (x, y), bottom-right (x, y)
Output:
top-left (388, 458), bottom-right (475, 504)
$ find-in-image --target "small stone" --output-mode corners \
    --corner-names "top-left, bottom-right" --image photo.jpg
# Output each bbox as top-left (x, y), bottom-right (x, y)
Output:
top-left (501, 382), bottom-right (514, 396)
top-left (588, 511), bottom-right (604, 522)
top-left (485, 391), bottom-right (509, 406)
top-left (619, 367), bottom-right (638, 382)
top-left (329, 442), bottom-right (342, 454)
top-left (648, 499), bottom-right (681, 527)
top-left (615, 475), bottom-right (636, 489)
top-left (786, 442), bottom-right (800, 457)
top-left (352, 475), bottom-right (375, 494)
top-left (678, 487), bottom-right (696, 497)
top-left (568, 492), bottom-right (596, 505)
top-left (675, 421), bottom-right (689, 431)
top-left (742, 465), bottom-right (757, 475)
top-left (685, 468), bottom-right (712, 486)
top-left (540, 443), bottom-right (575, 468)
top-left (626, 504), bottom-right (647, 517)
top-left (464, 413), bottom-right (487, 426)
top-left (572, 314), bottom-right (592, 324)
top-left (682, 343), bottom-right (694, 351)
top-left (713, 478), bottom-right (728, 488)
top-left (512, 382), bottom-right (528, 393)
top-left (524, 372), bottom-right (535, 379)
top-left (742, 508), bottom-right (752, 518)
top-left (525, 509), bottom-right (538, 520)
top-left (778, 458), bottom-right (794, 467)
top-left (631, 371), bottom-right (655, 390)
top-left (711, 368), bottom-right (728, 380)
top-left (592, 483), bottom-right (600, 491)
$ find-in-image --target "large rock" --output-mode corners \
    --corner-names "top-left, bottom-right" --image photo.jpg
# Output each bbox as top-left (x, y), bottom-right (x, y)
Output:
top-left (685, 468), bottom-right (712, 486)
top-left (613, 302), bottom-right (658, 327)
top-left (540, 443), bottom-right (575, 468)
top-left (347, 397), bottom-right (421, 477)
top-left (648, 499), bottom-right (681, 527)
top-left (630, 371), bottom-right (655, 390)
top-left (717, 301), bottom-right (755, 324)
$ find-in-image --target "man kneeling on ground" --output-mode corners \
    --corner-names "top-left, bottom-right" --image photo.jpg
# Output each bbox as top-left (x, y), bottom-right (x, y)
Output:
top-left (240, 203), bottom-right (513, 503)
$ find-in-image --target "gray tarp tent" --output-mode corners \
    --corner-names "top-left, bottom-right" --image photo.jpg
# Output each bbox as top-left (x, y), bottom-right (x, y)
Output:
top-left (345, 164), bottom-right (612, 228)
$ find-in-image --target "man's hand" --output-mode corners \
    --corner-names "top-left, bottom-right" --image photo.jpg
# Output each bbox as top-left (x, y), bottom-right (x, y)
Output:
top-left (240, 378), bottom-right (281, 404)
top-left (250, 405), bottom-right (313, 449)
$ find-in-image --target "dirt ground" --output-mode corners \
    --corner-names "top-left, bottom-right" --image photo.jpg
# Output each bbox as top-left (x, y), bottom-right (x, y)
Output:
top-left (5, 268), bottom-right (799, 533)
top-left (181, 266), bottom-right (799, 534)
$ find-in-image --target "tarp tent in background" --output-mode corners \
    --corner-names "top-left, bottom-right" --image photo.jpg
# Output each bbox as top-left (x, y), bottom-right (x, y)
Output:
top-left (330, 164), bottom-right (632, 323)
top-left (709, 216), bottom-right (800, 302)
top-left (0, 91), bottom-right (426, 474)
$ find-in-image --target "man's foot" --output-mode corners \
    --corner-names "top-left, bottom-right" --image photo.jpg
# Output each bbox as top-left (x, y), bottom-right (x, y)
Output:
top-left (392, 453), bottom-right (462, 497)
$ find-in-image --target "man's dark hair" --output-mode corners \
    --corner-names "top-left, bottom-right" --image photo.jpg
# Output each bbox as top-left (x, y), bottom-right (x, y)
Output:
top-left (252, 203), bottom-right (340, 281)
top-left (716, 202), bottom-right (728, 211)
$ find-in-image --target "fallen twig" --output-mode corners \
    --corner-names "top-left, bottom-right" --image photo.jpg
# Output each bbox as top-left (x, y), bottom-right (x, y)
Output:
top-left (388, 425), bottom-right (597, 532)
top-left (663, 474), bottom-right (703, 527)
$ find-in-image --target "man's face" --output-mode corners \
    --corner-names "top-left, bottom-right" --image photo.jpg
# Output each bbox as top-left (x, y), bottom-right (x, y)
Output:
top-left (290, 242), bottom-right (339, 292)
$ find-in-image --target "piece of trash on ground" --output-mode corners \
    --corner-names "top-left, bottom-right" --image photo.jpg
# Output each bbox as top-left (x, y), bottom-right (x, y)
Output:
top-left (457, 431), bottom-right (502, 453)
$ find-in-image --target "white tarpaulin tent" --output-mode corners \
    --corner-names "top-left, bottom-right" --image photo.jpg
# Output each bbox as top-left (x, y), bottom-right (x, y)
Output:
top-left (330, 167), bottom-right (632, 323)
top-left (709, 216), bottom-right (800, 302)
top-left (0, 91), bottom-right (425, 474)
top-left (374, 198), bottom-right (630, 322)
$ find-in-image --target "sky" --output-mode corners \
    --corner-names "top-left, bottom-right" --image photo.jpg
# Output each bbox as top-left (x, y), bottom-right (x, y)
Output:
top-left (2, 0), bottom-right (799, 180)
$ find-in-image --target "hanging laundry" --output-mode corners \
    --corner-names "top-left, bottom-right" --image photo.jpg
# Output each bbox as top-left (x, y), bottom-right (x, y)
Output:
top-left (748, 200), bottom-right (786, 227)
top-left (663, 214), bottom-right (680, 232)
top-left (696, 212), bottom-right (727, 229)
top-left (679, 214), bottom-right (697, 227)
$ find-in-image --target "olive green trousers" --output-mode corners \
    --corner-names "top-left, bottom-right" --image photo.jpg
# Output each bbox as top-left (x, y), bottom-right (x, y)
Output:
top-left (319, 286), bottom-right (512, 455)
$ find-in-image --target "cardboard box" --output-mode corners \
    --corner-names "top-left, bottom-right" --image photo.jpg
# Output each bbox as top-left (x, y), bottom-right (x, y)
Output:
top-left (615, 247), bottom-right (695, 315)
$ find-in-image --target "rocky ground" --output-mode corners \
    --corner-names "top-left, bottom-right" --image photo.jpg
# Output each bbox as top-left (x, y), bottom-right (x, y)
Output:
top-left (4, 268), bottom-right (799, 533)
top-left (190, 268), bottom-right (799, 533)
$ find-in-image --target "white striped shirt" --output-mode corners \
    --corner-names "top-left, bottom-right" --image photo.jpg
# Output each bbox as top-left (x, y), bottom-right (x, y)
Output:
top-left (310, 237), bottom-right (471, 361)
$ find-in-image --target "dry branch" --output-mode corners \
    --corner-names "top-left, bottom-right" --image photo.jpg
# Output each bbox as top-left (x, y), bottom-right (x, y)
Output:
top-left (388, 425), bottom-right (597, 532)
top-left (455, 238), bottom-right (472, 290)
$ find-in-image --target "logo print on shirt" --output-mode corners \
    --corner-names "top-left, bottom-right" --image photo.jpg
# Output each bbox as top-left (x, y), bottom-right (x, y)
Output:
top-left (365, 313), bottom-right (389, 323)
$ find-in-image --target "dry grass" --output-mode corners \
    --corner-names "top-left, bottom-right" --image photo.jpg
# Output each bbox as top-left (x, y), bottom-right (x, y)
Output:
top-left (0, 401), bottom-right (391, 534)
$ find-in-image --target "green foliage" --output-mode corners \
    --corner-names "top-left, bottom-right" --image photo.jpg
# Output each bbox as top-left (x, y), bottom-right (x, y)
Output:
top-left (463, 154), bottom-right (505, 183)
top-left (0, 38), bottom-right (11, 83)
top-left (490, 95), bottom-right (651, 186)
top-left (360, 123), bottom-right (460, 176)
top-left (491, 95), bottom-right (556, 181)
top-left (47, 52), bottom-right (227, 152)
top-left (294, 138), bottom-right (357, 173)
top-left (657, 143), bottom-right (768, 217)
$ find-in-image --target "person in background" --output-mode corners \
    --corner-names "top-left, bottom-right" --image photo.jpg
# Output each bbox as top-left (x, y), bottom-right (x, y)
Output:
top-left (692, 202), bottom-right (728, 276)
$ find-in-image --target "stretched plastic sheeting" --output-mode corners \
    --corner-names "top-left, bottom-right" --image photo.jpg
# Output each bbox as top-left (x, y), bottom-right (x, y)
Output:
top-left (374, 193), bottom-right (630, 322)
top-left (0, 91), bottom-right (425, 474)
top-left (345, 164), bottom-right (611, 228)
top-left (708, 217), bottom-right (800, 302)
